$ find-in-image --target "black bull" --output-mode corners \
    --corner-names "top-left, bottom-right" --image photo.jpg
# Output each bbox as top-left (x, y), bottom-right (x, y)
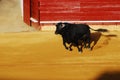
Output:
top-left (55, 22), bottom-right (108, 53)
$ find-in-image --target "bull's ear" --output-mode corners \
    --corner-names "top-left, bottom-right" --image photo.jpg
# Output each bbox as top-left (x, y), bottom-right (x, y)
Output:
top-left (61, 23), bottom-right (65, 28)
top-left (53, 23), bottom-right (56, 26)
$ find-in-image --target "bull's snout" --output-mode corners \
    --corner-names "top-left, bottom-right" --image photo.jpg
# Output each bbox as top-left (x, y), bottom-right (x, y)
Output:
top-left (55, 31), bottom-right (58, 34)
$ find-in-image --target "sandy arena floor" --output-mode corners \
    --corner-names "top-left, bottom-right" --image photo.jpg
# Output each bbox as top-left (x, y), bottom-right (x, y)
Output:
top-left (0, 0), bottom-right (120, 80)
top-left (0, 30), bottom-right (120, 80)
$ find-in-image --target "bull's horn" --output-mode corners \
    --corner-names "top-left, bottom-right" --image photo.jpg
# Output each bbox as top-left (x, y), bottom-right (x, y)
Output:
top-left (61, 23), bottom-right (65, 28)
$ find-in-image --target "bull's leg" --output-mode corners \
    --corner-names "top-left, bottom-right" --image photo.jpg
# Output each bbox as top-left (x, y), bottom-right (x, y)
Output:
top-left (84, 32), bottom-right (91, 50)
top-left (68, 43), bottom-right (73, 51)
top-left (62, 38), bottom-right (69, 50)
top-left (86, 37), bottom-right (91, 50)
top-left (75, 41), bottom-right (82, 53)
top-left (63, 42), bottom-right (68, 50)
top-left (77, 45), bottom-right (82, 53)
top-left (83, 41), bottom-right (87, 48)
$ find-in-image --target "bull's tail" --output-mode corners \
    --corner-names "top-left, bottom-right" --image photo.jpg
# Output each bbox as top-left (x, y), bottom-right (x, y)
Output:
top-left (89, 27), bottom-right (109, 32)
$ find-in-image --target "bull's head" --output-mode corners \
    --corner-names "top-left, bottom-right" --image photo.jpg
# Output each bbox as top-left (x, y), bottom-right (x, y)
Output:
top-left (55, 22), bottom-right (65, 34)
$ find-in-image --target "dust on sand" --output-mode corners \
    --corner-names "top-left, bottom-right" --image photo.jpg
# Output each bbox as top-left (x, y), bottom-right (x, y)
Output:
top-left (0, 0), bottom-right (35, 32)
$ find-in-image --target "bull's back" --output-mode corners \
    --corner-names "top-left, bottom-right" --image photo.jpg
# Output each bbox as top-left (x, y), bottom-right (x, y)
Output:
top-left (72, 24), bottom-right (90, 34)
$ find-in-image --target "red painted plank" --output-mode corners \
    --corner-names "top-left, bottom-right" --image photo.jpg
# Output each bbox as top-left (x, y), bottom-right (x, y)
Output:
top-left (40, 12), bottom-right (120, 21)
top-left (80, 7), bottom-right (120, 12)
top-left (23, 0), bottom-right (31, 25)
top-left (40, 7), bottom-right (120, 12)
top-left (40, 11), bottom-right (120, 16)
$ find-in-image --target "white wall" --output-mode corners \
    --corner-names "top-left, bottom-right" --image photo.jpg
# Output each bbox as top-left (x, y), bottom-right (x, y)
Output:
top-left (20, 0), bottom-right (23, 16)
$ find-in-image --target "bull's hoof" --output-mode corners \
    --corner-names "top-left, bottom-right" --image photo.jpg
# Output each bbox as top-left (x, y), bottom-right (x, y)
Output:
top-left (84, 46), bottom-right (87, 48)
top-left (85, 46), bottom-right (91, 50)
top-left (65, 47), bottom-right (69, 50)
top-left (78, 50), bottom-right (82, 54)
top-left (68, 48), bottom-right (73, 51)
top-left (78, 51), bottom-right (82, 54)
top-left (88, 48), bottom-right (92, 51)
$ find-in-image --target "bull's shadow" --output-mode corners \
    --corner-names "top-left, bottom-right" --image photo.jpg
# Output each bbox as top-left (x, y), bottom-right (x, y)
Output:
top-left (95, 71), bottom-right (120, 80)
top-left (90, 32), bottom-right (117, 50)
top-left (69, 32), bottom-right (102, 52)
top-left (90, 32), bottom-right (102, 50)
top-left (67, 32), bottom-right (117, 52)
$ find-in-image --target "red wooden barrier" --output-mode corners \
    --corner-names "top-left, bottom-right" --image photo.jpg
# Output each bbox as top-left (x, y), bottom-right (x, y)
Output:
top-left (39, 0), bottom-right (120, 22)
top-left (24, 0), bottom-right (120, 26)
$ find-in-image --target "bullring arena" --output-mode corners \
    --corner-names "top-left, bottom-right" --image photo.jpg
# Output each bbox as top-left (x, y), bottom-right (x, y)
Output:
top-left (0, 0), bottom-right (120, 80)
